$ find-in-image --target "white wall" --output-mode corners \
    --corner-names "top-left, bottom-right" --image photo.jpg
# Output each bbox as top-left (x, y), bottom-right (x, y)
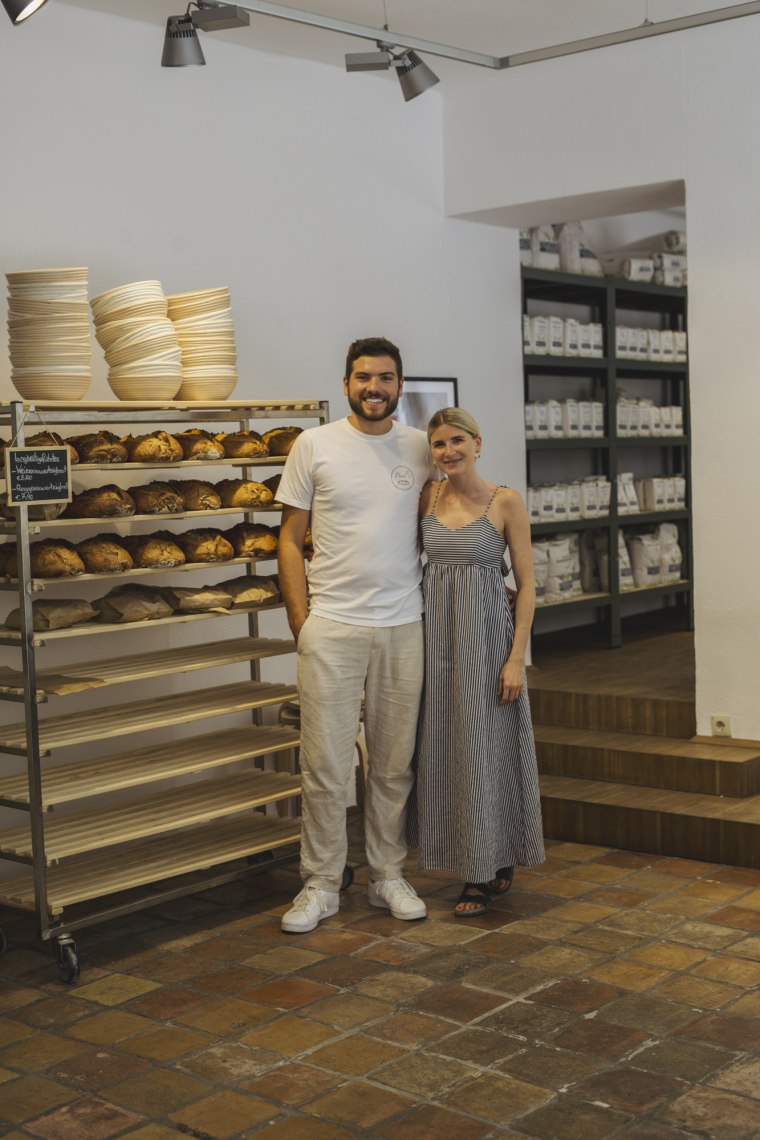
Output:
top-left (0, 5), bottom-right (523, 871)
top-left (443, 17), bottom-right (760, 739)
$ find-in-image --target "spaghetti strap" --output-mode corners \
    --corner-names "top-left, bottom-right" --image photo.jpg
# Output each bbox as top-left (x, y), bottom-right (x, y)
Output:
top-left (430, 479), bottom-right (445, 516)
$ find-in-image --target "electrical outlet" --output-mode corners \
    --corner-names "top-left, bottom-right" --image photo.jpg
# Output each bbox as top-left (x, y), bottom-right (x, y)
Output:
top-left (711, 715), bottom-right (732, 738)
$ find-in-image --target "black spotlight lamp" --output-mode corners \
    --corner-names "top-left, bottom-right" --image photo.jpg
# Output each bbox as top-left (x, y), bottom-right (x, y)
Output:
top-left (2, 0), bottom-right (49, 24)
top-left (162, 13), bottom-right (206, 67)
top-left (395, 50), bottom-right (440, 101)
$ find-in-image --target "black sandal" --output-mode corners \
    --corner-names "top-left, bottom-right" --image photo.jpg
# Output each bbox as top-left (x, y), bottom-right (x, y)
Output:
top-left (454, 883), bottom-right (492, 918)
top-left (489, 867), bottom-right (514, 895)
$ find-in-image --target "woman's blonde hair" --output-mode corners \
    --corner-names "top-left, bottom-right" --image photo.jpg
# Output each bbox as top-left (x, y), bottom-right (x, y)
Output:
top-left (426, 406), bottom-right (480, 443)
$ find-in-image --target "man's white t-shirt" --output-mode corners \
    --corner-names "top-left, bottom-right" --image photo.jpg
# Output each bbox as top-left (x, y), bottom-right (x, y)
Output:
top-left (278, 417), bottom-right (433, 626)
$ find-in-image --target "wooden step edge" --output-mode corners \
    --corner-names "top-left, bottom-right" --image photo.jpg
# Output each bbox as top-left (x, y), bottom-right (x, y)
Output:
top-left (0, 725), bottom-right (301, 808)
top-left (539, 774), bottom-right (760, 822)
top-left (534, 724), bottom-right (760, 761)
top-left (692, 733), bottom-right (760, 750)
top-left (0, 814), bottom-right (302, 915)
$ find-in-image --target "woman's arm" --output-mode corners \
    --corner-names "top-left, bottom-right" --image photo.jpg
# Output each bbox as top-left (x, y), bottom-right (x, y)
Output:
top-left (496, 488), bottom-right (536, 702)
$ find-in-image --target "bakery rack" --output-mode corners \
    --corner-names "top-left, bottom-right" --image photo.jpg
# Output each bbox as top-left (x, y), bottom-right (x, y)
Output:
top-left (0, 399), bottom-right (329, 981)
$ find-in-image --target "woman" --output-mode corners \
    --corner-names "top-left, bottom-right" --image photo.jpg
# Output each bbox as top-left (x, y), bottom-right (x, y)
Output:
top-left (409, 407), bottom-right (545, 916)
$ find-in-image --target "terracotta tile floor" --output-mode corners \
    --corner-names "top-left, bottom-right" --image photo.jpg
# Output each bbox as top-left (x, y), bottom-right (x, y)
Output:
top-left (1, 820), bottom-right (760, 1139)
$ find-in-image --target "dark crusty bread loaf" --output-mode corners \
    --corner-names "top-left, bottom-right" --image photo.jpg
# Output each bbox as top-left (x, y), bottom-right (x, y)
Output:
top-left (66, 432), bottom-right (127, 463)
top-left (169, 480), bottom-right (222, 512)
top-left (76, 535), bottom-right (134, 574)
top-left (214, 430), bottom-right (268, 459)
top-left (120, 532), bottom-right (186, 568)
top-left (261, 426), bottom-right (302, 456)
top-left (175, 430), bottom-right (226, 461)
top-left (128, 482), bottom-right (185, 514)
top-left (6, 539), bottom-right (85, 579)
top-left (225, 522), bottom-right (278, 558)
top-left (215, 479), bottom-right (274, 508)
top-left (64, 485), bottom-right (136, 519)
top-left (174, 529), bottom-right (234, 563)
top-left (122, 431), bottom-right (183, 463)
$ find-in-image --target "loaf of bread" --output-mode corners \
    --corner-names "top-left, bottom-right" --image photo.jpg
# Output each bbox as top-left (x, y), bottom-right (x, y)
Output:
top-left (262, 473), bottom-right (281, 502)
top-left (262, 426), bottom-right (302, 456)
top-left (76, 535), bottom-right (134, 574)
top-left (215, 479), bottom-right (274, 508)
top-left (156, 584), bottom-right (234, 612)
top-left (219, 574), bottom-right (280, 606)
top-left (25, 431), bottom-right (79, 464)
top-left (128, 482), bottom-right (185, 514)
top-left (214, 430), bottom-right (268, 459)
top-left (6, 598), bottom-right (97, 631)
top-left (120, 532), bottom-right (186, 568)
top-left (169, 480), bottom-right (222, 512)
top-left (64, 485), bottom-right (136, 519)
top-left (95, 584), bottom-right (174, 624)
top-left (174, 528), bottom-right (234, 563)
top-left (175, 429), bottom-right (226, 461)
top-left (122, 431), bottom-right (183, 463)
top-left (303, 527), bottom-right (314, 559)
top-left (0, 494), bottom-right (65, 522)
top-left (66, 432), bottom-right (128, 464)
top-left (0, 543), bottom-right (16, 575)
top-left (225, 522), bottom-right (278, 558)
top-left (6, 539), bottom-right (85, 579)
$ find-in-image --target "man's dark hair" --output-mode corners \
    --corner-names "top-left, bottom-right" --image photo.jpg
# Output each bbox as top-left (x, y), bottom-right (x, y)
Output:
top-left (345, 337), bottom-right (403, 381)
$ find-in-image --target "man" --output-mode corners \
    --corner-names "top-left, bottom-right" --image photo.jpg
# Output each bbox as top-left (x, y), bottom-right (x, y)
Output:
top-left (277, 336), bottom-right (432, 933)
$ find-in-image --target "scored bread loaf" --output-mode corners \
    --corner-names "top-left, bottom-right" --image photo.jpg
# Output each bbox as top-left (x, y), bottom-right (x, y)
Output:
top-left (66, 432), bottom-right (127, 464)
top-left (5, 539), bottom-right (85, 579)
top-left (120, 532), bottom-right (186, 568)
top-left (0, 543), bottom-right (16, 575)
top-left (262, 473), bottom-right (281, 502)
top-left (215, 479), bottom-right (274, 508)
top-left (261, 426), bottom-right (301, 456)
top-left (169, 480), bottom-right (222, 512)
top-left (76, 535), bottom-right (134, 574)
top-left (214, 430), bottom-right (268, 459)
top-left (128, 481), bottom-right (185, 514)
top-left (25, 431), bottom-right (79, 464)
top-left (174, 430), bottom-right (226, 461)
top-left (122, 431), bottom-right (183, 463)
top-left (64, 485), bottom-right (136, 519)
top-left (174, 529), bottom-right (234, 563)
top-left (224, 522), bottom-right (278, 558)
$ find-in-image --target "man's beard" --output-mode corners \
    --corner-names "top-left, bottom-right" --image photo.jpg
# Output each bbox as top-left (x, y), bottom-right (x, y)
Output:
top-left (348, 390), bottom-right (400, 421)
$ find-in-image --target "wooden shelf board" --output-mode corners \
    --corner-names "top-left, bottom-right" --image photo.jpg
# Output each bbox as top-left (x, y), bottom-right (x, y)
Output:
top-left (0, 636), bottom-right (295, 698)
top-left (0, 723), bottom-right (300, 807)
top-left (0, 679), bottom-right (297, 752)
top-left (0, 504), bottom-right (281, 534)
top-left (535, 592), bottom-right (612, 611)
top-left (0, 599), bottom-right (284, 646)
top-left (0, 769), bottom-right (301, 860)
top-left (0, 555), bottom-right (279, 593)
top-left (0, 813), bottom-right (302, 914)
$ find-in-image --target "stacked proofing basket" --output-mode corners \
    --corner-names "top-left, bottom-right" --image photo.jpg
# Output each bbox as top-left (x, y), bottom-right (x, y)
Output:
top-left (6, 268), bottom-right (91, 400)
top-left (91, 281), bottom-right (182, 400)
top-left (167, 288), bottom-right (238, 400)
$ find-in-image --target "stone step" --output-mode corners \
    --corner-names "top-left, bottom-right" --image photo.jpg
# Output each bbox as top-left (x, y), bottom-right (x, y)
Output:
top-left (540, 774), bottom-right (760, 869)
top-left (535, 724), bottom-right (760, 798)
top-left (529, 684), bottom-right (696, 739)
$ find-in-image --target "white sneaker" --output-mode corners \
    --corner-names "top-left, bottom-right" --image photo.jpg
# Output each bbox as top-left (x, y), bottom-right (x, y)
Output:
top-left (281, 886), bottom-right (339, 933)
top-left (368, 877), bottom-right (427, 921)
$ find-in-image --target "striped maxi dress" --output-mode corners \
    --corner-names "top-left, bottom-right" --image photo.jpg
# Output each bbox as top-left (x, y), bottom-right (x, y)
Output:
top-left (408, 496), bottom-right (545, 882)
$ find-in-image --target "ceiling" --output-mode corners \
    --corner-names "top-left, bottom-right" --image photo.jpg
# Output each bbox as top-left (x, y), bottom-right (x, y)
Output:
top-left (60, 0), bottom-right (757, 75)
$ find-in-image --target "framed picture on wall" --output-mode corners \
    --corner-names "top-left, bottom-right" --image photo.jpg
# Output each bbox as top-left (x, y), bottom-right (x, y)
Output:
top-left (394, 377), bottom-right (459, 430)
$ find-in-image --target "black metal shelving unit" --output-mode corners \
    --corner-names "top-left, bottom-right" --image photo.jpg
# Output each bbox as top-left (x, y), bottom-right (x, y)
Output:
top-left (522, 267), bottom-right (692, 647)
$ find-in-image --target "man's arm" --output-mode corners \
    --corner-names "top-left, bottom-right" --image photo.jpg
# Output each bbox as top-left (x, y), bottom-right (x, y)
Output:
top-left (278, 505), bottom-right (311, 640)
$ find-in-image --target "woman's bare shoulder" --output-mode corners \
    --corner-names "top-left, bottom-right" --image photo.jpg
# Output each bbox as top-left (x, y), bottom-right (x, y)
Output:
top-left (419, 478), bottom-right (439, 516)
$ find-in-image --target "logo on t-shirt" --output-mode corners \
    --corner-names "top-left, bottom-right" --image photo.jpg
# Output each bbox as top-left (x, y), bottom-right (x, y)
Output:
top-left (391, 466), bottom-right (415, 490)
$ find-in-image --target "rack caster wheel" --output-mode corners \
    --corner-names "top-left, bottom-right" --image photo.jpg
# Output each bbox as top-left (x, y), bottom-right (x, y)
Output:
top-left (0, 926), bottom-right (7, 955)
top-left (54, 935), bottom-right (80, 985)
top-left (340, 865), bottom-right (354, 891)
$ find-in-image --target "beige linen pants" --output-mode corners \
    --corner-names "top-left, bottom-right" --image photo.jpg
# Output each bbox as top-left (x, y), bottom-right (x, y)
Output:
top-left (296, 614), bottom-right (424, 892)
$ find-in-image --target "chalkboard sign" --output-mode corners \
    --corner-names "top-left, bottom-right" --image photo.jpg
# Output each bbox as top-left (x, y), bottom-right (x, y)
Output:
top-left (4, 447), bottom-right (72, 506)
